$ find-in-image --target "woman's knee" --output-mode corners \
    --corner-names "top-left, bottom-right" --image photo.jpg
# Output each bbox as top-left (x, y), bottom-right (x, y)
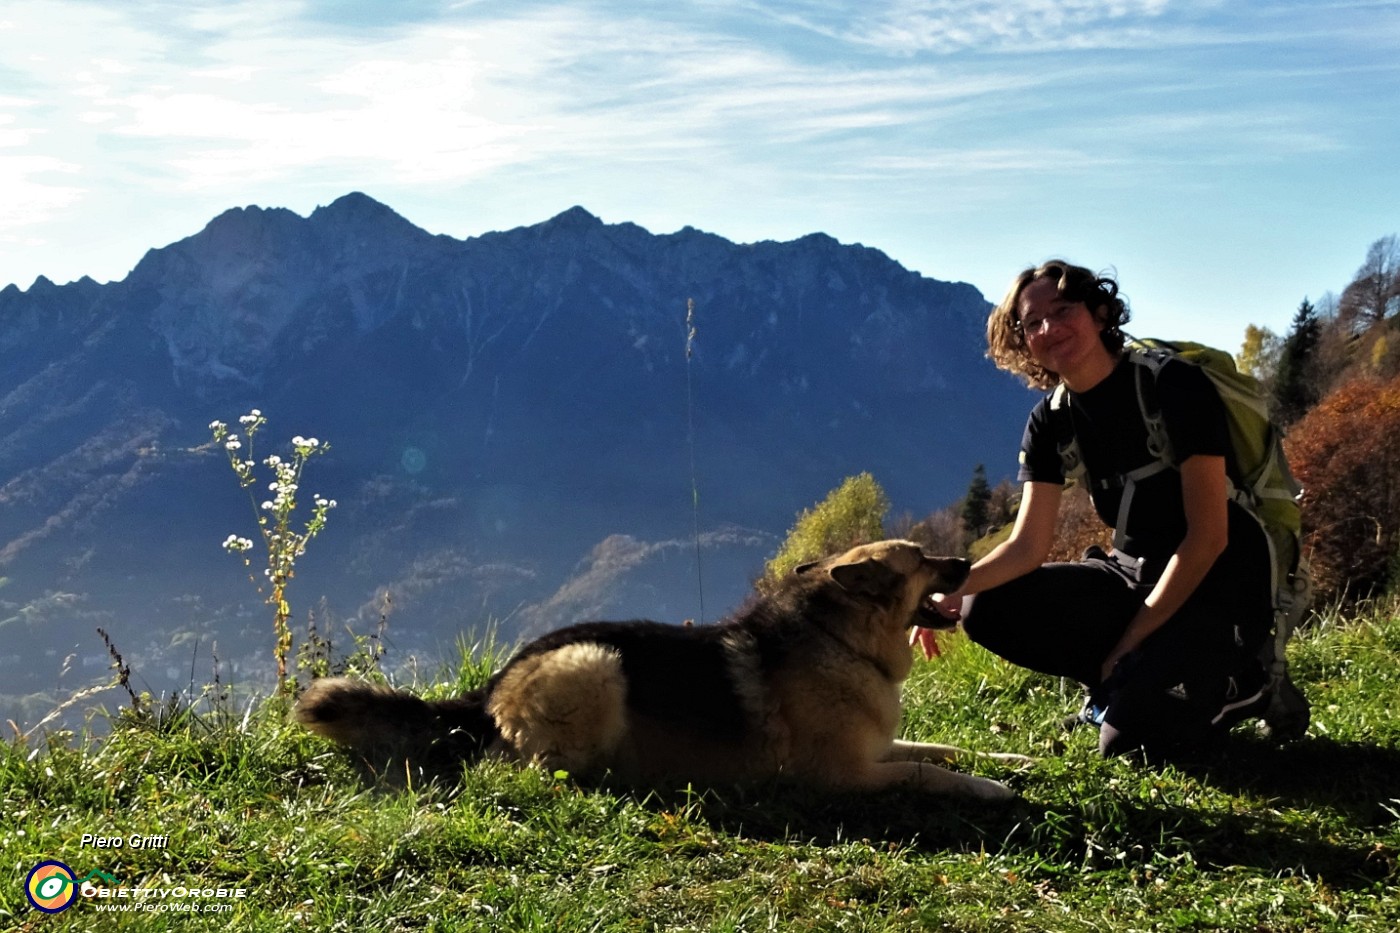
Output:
top-left (960, 584), bottom-right (1062, 671)
top-left (960, 591), bottom-right (1006, 649)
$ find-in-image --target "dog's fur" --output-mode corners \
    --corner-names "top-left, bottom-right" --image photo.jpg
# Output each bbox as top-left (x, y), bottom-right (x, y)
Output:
top-left (295, 540), bottom-right (1026, 799)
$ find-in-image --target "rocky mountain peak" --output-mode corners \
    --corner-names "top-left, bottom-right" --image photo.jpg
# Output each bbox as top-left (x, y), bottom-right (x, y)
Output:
top-left (545, 205), bottom-right (603, 229)
top-left (308, 191), bottom-right (431, 245)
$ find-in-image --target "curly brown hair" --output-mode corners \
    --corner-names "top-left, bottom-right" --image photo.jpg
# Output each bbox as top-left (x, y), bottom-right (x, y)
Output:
top-left (985, 260), bottom-right (1130, 390)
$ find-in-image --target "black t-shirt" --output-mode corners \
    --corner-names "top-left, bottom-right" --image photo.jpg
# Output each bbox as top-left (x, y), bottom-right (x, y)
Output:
top-left (1017, 354), bottom-right (1259, 563)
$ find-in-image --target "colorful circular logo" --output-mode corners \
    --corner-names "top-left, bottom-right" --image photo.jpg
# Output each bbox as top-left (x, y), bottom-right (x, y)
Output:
top-left (26, 860), bottom-right (78, 913)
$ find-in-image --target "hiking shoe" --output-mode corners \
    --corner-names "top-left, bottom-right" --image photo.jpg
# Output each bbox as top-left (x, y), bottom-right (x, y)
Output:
top-left (1258, 670), bottom-right (1311, 742)
top-left (1062, 695), bottom-right (1107, 732)
top-left (1210, 664), bottom-right (1270, 730)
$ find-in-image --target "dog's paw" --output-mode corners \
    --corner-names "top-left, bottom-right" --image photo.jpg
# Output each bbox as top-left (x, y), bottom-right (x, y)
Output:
top-left (969, 776), bottom-right (1016, 801)
top-left (985, 752), bottom-right (1036, 768)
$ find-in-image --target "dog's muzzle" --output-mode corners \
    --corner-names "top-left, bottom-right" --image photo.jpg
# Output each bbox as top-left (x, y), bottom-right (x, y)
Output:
top-left (912, 555), bottom-right (970, 629)
top-left (914, 595), bottom-right (960, 630)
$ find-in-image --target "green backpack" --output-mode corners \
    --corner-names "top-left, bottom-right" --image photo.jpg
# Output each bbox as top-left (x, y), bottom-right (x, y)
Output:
top-left (1050, 338), bottom-right (1313, 740)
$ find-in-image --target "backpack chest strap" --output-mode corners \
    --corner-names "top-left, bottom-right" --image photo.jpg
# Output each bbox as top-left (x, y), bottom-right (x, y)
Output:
top-left (1110, 460), bottom-right (1174, 552)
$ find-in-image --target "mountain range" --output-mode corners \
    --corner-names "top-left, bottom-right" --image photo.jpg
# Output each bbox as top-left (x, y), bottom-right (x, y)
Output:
top-left (0, 193), bottom-right (1034, 724)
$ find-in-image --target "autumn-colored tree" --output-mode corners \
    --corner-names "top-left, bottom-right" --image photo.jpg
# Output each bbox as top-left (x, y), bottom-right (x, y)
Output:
top-left (1237, 323), bottom-right (1282, 387)
top-left (762, 472), bottom-right (890, 589)
top-left (1340, 234), bottom-right (1400, 327)
top-left (1370, 331), bottom-right (1400, 378)
top-left (1286, 374), bottom-right (1400, 601)
top-left (987, 478), bottom-right (1019, 530)
top-left (895, 506), bottom-right (966, 557)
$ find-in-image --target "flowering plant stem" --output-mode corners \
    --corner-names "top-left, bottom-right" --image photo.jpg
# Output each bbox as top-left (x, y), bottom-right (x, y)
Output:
top-left (210, 411), bottom-right (336, 694)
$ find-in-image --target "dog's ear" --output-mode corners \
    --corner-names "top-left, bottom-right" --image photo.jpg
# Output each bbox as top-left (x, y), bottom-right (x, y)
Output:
top-left (827, 557), bottom-right (899, 597)
top-left (793, 560), bottom-right (821, 575)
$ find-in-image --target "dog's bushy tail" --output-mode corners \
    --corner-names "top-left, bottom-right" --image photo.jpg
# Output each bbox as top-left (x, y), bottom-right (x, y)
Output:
top-left (294, 677), bottom-right (498, 780)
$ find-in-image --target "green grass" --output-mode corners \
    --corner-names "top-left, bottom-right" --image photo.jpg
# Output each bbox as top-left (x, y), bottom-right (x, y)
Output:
top-left (4, 601), bottom-right (1399, 931)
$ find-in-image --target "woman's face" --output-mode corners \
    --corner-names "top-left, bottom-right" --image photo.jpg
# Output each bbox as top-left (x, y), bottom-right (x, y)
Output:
top-left (1017, 276), bottom-right (1113, 381)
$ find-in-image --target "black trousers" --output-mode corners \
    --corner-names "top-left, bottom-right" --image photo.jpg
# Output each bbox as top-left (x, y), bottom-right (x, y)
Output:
top-left (962, 540), bottom-right (1272, 759)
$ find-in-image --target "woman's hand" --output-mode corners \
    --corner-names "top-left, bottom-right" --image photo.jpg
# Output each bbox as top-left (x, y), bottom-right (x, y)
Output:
top-left (1099, 644), bottom-right (1131, 684)
top-left (909, 592), bottom-right (964, 659)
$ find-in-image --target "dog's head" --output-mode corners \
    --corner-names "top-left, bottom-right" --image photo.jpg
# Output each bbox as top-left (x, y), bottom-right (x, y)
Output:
top-left (795, 540), bottom-right (970, 630)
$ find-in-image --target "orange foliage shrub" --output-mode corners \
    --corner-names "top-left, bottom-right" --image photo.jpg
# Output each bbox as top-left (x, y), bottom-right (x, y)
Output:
top-left (1048, 483), bottom-right (1110, 563)
top-left (1285, 374), bottom-right (1400, 600)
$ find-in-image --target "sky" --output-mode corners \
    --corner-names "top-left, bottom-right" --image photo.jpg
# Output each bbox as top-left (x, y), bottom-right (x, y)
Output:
top-left (2, 0), bottom-right (1397, 351)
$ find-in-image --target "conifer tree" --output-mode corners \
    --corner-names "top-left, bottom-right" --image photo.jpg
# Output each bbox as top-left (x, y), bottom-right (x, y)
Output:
top-left (960, 464), bottom-right (992, 540)
top-left (1274, 298), bottom-right (1321, 424)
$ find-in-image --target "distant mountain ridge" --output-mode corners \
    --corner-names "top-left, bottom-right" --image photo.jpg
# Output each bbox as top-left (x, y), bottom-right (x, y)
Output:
top-left (0, 193), bottom-right (1033, 724)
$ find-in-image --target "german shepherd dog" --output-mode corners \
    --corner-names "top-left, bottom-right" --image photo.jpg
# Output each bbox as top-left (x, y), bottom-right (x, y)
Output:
top-left (295, 540), bottom-right (1027, 800)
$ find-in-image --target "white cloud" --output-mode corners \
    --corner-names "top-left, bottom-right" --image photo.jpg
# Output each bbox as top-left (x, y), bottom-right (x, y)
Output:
top-left (740, 0), bottom-right (1214, 54)
top-left (866, 147), bottom-right (1125, 175)
top-left (0, 156), bottom-right (85, 231)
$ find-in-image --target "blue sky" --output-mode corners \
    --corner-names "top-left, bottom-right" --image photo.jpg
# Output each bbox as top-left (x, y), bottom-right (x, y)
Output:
top-left (2, 0), bottom-right (1396, 350)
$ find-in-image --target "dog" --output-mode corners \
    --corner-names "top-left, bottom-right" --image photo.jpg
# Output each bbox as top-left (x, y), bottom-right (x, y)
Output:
top-left (295, 540), bottom-right (1027, 800)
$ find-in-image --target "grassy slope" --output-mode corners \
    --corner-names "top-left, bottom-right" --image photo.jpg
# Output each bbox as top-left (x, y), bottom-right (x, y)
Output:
top-left (3, 601), bottom-right (1398, 932)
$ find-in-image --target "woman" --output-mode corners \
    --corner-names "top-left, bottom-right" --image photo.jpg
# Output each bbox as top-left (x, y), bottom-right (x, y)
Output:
top-left (919, 261), bottom-right (1273, 759)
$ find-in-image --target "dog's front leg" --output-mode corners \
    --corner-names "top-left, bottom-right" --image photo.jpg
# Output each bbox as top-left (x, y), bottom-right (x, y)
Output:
top-left (884, 739), bottom-right (963, 763)
top-left (885, 739), bottom-right (1034, 767)
top-left (855, 760), bottom-right (1015, 800)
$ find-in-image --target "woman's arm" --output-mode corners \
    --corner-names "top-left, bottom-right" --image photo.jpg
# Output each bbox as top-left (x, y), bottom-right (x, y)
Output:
top-left (1097, 453), bottom-right (1230, 682)
top-left (912, 480), bottom-right (1061, 657)
top-left (961, 480), bottom-right (1063, 596)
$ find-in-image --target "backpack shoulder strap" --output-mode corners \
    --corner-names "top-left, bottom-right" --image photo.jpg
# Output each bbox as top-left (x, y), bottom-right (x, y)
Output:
top-left (1048, 384), bottom-right (1086, 484)
top-left (1049, 352), bottom-right (1174, 486)
top-left (1124, 345), bottom-right (1176, 462)
top-left (1108, 348), bottom-right (1178, 550)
